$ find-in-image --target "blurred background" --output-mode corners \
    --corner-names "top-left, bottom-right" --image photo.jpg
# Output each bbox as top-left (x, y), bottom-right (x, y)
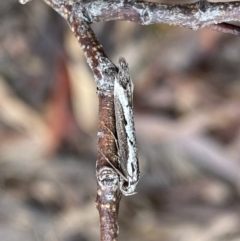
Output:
top-left (1, 0), bottom-right (240, 240)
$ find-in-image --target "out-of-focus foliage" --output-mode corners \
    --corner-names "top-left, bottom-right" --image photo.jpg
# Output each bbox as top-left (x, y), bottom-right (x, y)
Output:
top-left (1, 1), bottom-right (240, 241)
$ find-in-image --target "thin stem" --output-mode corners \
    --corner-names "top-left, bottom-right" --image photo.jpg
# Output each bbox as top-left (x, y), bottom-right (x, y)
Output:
top-left (38, 1), bottom-right (122, 240)
top-left (81, 1), bottom-right (240, 30)
top-left (23, 0), bottom-right (240, 36)
top-left (68, 19), bottom-right (121, 241)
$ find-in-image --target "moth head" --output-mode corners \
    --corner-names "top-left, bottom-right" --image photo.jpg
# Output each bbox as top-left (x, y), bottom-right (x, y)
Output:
top-left (117, 57), bottom-right (133, 93)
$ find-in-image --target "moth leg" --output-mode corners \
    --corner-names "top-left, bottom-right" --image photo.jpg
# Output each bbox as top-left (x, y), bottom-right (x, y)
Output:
top-left (99, 147), bottom-right (137, 196)
top-left (103, 125), bottom-right (119, 151)
top-left (98, 148), bottom-right (128, 182)
top-left (102, 127), bottom-right (137, 191)
top-left (101, 126), bottom-right (134, 192)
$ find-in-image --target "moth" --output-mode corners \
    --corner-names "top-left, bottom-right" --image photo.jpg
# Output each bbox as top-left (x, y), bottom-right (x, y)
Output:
top-left (114, 57), bottom-right (139, 196)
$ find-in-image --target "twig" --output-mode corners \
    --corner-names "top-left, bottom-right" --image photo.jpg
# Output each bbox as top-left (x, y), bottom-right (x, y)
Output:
top-left (33, 1), bottom-right (122, 240)
top-left (76, 0), bottom-right (240, 34)
top-left (21, 0), bottom-right (240, 36)
top-left (67, 21), bottom-right (121, 241)
top-left (67, 16), bottom-right (122, 241)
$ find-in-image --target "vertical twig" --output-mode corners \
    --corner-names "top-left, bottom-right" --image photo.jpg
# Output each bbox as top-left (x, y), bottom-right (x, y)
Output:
top-left (63, 5), bottom-right (122, 241)
top-left (67, 14), bottom-right (122, 241)
top-left (20, 1), bottom-right (122, 240)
